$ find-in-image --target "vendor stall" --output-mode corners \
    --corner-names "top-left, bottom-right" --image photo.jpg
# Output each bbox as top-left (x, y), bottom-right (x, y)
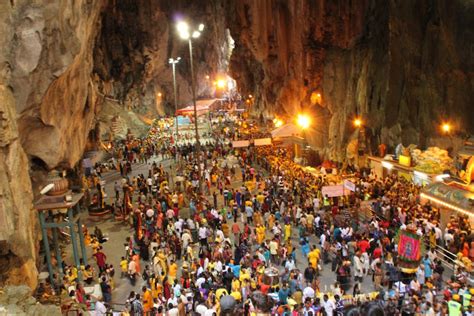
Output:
top-left (421, 182), bottom-right (474, 228)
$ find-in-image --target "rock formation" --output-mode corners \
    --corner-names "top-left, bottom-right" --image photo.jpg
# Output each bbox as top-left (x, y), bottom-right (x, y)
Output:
top-left (0, 0), bottom-right (106, 288)
top-left (93, 0), bottom-right (232, 116)
top-left (226, 0), bottom-right (474, 159)
top-left (0, 285), bottom-right (61, 315)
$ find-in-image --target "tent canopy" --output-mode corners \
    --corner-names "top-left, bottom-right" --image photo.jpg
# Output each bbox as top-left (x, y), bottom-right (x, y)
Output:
top-left (176, 99), bottom-right (217, 116)
top-left (271, 123), bottom-right (301, 138)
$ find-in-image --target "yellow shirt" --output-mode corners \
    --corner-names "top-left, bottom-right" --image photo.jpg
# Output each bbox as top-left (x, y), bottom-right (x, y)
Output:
top-left (308, 249), bottom-right (320, 268)
top-left (216, 288), bottom-right (228, 300)
top-left (120, 260), bottom-right (128, 272)
top-left (239, 270), bottom-right (251, 283)
top-left (231, 290), bottom-right (242, 301)
top-left (169, 262), bottom-right (178, 279)
top-left (231, 279), bottom-right (241, 292)
top-left (208, 262), bottom-right (216, 272)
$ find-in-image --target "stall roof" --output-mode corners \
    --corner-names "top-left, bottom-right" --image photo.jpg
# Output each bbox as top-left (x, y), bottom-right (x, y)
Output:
top-left (34, 191), bottom-right (84, 211)
top-left (421, 182), bottom-right (474, 216)
top-left (176, 99), bottom-right (218, 116)
top-left (271, 123), bottom-right (301, 138)
top-left (458, 137), bottom-right (474, 156)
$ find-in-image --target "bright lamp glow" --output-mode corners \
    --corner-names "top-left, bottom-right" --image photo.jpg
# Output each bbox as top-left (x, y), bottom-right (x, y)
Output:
top-left (296, 114), bottom-right (311, 129)
top-left (179, 31), bottom-right (190, 39)
top-left (198, 24), bottom-right (204, 31)
top-left (169, 57), bottom-right (180, 64)
top-left (273, 118), bottom-right (284, 128)
top-left (177, 21), bottom-right (188, 33)
top-left (354, 118), bottom-right (362, 127)
top-left (442, 123), bottom-right (451, 133)
top-left (216, 79), bottom-right (226, 88)
top-left (192, 31), bottom-right (201, 38)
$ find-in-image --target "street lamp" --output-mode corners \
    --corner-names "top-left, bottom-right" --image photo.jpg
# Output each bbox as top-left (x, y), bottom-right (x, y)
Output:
top-left (354, 117), bottom-right (362, 128)
top-left (215, 79), bottom-right (226, 88)
top-left (295, 113), bottom-right (311, 163)
top-left (169, 57), bottom-right (181, 138)
top-left (273, 118), bottom-right (284, 128)
top-left (177, 21), bottom-right (204, 192)
top-left (442, 123), bottom-right (451, 134)
top-left (296, 113), bottom-right (311, 130)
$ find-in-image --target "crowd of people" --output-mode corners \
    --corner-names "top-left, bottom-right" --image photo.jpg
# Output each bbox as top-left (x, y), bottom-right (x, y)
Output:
top-left (41, 115), bottom-right (474, 316)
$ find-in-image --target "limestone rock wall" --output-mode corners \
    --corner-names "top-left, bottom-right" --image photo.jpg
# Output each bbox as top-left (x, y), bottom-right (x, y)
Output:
top-left (93, 0), bottom-right (231, 116)
top-left (0, 0), bottom-right (106, 288)
top-left (226, 0), bottom-right (474, 159)
top-left (0, 86), bottom-right (37, 289)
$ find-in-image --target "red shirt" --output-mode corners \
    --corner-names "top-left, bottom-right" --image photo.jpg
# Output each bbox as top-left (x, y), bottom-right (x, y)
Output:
top-left (373, 247), bottom-right (382, 259)
top-left (259, 282), bottom-right (270, 294)
top-left (232, 223), bottom-right (240, 233)
top-left (94, 251), bottom-right (107, 267)
top-left (358, 240), bottom-right (370, 253)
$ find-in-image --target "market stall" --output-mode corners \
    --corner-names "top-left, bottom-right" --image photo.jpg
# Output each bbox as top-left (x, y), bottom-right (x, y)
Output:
top-left (421, 182), bottom-right (474, 228)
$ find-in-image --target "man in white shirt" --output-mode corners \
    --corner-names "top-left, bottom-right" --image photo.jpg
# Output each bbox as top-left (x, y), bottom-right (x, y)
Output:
top-left (174, 219), bottom-right (183, 234)
top-left (94, 297), bottom-right (107, 316)
top-left (322, 294), bottom-right (335, 316)
top-left (199, 226), bottom-right (208, 246)
top-left (181, 230), bottom-right (192, 249)
top-left (444, 229), bottom-right (454, 245)
top-left (303, 286), bottom-right (315, 301)
top-left (204, 308), bottom-right (217, 316)
top-left (167, 302), bottom-right (179, 316)
top-left (167, 293), bottom-right (178, 308)
top-left (353, 252), bottom-right (364, 282)
top-left (393, 281), bottom-right (407, 296)
top-left (410, 278), bottom-right (421, 293)
top-left (313, 197), bottom-right (320, 210)
top-left (434, 224), bottom-right (442, 243)
top-left (195, 303), bottom-right (208, 316)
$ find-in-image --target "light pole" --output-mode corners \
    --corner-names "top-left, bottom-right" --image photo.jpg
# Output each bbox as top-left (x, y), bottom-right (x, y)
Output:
top-left (296, 113), bottom-right (311, 163)
top-left (169, 57), bottom-right (181, 139)
top-left (178, 21), bottom-right (204, 192)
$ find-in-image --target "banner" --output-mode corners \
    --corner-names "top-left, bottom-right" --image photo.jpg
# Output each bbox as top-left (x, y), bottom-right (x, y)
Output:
top-left (321, 185), bottom-right (345, 197)
top-left (232, 140), bottom-right (250, 148)
top-left (398, 229), bottom-right (422, 262)
top-left (343, 180), bottom-right (356, 192)
top-left (254, 138), bottom-right (272, 146)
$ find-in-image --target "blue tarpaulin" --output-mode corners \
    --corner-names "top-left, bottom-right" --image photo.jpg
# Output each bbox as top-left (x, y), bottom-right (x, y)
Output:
top-left (175, 116), bottom-right (192, 126)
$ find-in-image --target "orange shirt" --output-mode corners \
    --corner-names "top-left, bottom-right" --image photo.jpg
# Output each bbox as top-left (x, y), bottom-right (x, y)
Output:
top-left (232, 223), bottom-right (240, 234)
top-left (143, 289), bottom-right (153, 312)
